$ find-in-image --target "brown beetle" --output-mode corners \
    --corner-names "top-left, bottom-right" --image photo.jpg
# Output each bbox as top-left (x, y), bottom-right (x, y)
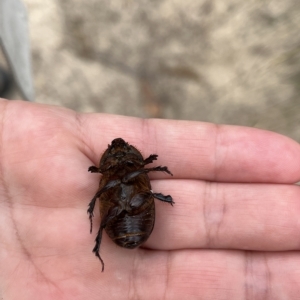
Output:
top-left (87, 138), bottom-right (174, 271)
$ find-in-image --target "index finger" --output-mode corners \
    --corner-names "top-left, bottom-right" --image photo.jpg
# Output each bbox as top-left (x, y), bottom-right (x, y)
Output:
top-left (82, 114), bottom-right (300, 183)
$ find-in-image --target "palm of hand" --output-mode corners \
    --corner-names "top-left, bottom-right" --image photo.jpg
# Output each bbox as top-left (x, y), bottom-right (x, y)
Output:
top-left (1, 100), bottom-right (300, 300)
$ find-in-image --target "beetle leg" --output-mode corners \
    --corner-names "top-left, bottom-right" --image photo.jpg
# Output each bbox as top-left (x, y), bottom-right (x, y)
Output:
top-left (87, 198), bottom-right (97, 233)
top-left (88, 179), bottom-right (122, 233)
top-left (122, 166), bottom-right (173, 183)
top-left (93, 206), bottom-right (121, 272)
top-left (88, 166), bottom-right (101, 173)
top-left (150, 166), bottom-right (173, 176)
top-left (152, 192), bottom-right (175, 206)
top-left (143, 154), bottom-right (158, 165)
top-left (93, 227), bottom-right (105, 271)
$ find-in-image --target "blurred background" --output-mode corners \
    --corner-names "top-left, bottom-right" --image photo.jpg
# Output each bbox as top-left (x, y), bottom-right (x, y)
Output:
top-left (2, 0), bottom-right (300, 141)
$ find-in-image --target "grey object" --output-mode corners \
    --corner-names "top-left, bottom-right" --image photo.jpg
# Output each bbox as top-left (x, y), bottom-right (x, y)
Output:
top-left (0, 0), bottom-right (34, 101)
top-left (0, 65), bottom-right (12, 96)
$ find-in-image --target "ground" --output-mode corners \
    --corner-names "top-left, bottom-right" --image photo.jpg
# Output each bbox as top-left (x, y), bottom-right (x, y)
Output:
top-left (5, 0), bottom-right (300, 140)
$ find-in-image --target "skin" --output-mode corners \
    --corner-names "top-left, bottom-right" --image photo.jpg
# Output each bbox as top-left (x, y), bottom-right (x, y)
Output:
top-left (0, 99), bottom-right (300, 300)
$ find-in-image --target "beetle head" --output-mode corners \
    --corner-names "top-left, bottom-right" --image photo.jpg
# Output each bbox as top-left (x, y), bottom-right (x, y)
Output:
top-left (99, 138), bottom-right (144, 173)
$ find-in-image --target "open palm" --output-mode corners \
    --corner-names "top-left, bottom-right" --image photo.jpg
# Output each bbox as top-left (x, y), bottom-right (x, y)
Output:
top-left (1, 99), bottom-right (300, 300)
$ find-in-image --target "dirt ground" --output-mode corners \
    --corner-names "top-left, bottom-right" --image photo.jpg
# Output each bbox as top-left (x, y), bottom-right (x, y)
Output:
top-left (10, 0), bottom-right (300, 141)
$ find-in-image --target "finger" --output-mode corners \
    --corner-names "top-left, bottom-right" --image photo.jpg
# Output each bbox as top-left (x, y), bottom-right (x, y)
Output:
top-left (82, 114), bottom-right (300, 183)
top-left (4, 100), bottom-right (300, 184)
top-left (146, 180), bottom-right (300, 251)
top-left (85, 248), bottom-right (300, 300)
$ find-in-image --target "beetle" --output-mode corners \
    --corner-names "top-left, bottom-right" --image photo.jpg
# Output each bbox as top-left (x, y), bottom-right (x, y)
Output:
top-left (87, 137), bottom-right (174, 271)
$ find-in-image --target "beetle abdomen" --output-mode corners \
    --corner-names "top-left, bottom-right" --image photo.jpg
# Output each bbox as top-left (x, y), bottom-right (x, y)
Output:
top-left (106, 204), bottom-right (155, 249)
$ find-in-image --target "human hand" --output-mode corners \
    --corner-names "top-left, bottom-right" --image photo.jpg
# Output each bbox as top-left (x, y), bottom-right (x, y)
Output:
top-left (1, 99), bottom-right (300, 299)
